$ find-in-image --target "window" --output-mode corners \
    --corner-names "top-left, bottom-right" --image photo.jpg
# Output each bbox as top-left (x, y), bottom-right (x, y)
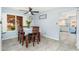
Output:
top-left (7, 15), bottom-right (15, 31)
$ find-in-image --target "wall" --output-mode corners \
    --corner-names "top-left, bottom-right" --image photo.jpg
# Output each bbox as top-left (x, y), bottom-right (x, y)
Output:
top-left (1, 7), bottom-right (77, 41)
top-left (1, 7), bottom-right (34, 40)
top-left (76, 9), bottom-right (79, 49)
top-left (0, 7), bottom-right (1, 50)
top-left (33, 7), bottom-right (76, 40)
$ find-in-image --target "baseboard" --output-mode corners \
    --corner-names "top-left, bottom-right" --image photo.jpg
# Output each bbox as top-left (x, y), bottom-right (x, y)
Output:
top-left (76, 42), bottom-right (79, 49)
top-left (7, 36), bottom-right (18, 40)
top-left (42, 34), bottom-right (59, 40)
top-left (2, 35), bottom-right (18, 40)
top-left (76, 44), bottom-right (79, 49)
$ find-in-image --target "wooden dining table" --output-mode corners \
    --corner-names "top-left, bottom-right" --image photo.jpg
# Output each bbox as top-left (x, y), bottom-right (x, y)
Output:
top-left (23, 27), bottom-right (32, 35)
top-left (23, 26), bottom-right (40, 48)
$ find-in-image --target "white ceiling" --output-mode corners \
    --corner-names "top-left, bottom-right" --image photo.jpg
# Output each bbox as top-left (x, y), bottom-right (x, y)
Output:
top-left (10, 7), bottom-right (53, 12)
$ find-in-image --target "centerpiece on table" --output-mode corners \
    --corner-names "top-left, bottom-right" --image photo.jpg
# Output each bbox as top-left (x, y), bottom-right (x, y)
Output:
top-left (26, 19), bottom-right (32, 28)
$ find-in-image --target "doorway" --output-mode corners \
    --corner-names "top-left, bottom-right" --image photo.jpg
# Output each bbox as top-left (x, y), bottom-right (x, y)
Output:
top-left (59, 15), bottom-right (77, 48)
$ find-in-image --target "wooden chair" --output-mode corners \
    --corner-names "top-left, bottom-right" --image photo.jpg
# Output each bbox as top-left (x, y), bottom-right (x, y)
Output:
top-left (18, 27), bottom-right (25, 46)
top-left (25, 26), bottom-right (40, 48)
top-left (32, 26), bottom-right (40, 46)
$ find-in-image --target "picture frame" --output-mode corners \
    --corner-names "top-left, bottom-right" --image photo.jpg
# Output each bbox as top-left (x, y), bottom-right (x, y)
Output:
top-left (39, 14), bottom-right (47, 19)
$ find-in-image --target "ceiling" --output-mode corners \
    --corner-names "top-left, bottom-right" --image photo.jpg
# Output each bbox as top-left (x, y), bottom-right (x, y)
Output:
top-left (10, 7), bottom-right (53, 12)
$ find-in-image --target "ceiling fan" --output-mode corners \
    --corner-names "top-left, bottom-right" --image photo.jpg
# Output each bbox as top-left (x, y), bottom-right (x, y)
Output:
top-left (20, 7), bottom-right (39, 15)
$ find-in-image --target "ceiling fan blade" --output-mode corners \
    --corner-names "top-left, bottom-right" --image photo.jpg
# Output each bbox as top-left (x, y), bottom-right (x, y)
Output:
top-left (32, 11), bottom-right (39, 13)
top-left (19, 10), bottom-right (25, 11)
top-left (24, 12), bottom-right (29, 14)
top-left (29, 7), bottom-right (32, 11)
top-left (20, 10), bottom-right (28, 12)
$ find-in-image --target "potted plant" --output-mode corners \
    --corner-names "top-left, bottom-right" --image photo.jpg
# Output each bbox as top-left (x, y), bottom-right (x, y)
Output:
top-left (26, 20), bottom-right (32, 28)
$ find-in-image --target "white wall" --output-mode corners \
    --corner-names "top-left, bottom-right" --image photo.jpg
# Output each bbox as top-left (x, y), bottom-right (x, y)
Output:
top-left (1, 7), bottom-right (77, 41)
top-left (76, 9), bottom-right (79, 49)
top-left (32, 14), bottom-right (40, 26)
top-left (0, 7), bottom-right (1, 50)
top-left (1, 7), bottom-right (34, 40)
top-left (33, 7), bottom-right (76, 40)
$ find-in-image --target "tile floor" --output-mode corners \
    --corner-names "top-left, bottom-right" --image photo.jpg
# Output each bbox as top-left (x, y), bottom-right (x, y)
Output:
top-left (2, 36), bottom-right (78, 51)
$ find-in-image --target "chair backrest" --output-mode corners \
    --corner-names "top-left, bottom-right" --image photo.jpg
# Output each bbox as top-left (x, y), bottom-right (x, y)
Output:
top-left (32, 26), bottom-right (39, 33)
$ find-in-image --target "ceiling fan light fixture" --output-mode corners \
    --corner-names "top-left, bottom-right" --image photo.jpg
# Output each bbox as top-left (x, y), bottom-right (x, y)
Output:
top-left (28, 12), bottom-right (31, 14)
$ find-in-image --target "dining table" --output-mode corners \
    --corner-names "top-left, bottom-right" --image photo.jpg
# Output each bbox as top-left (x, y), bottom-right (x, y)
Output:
top-left (23, 27), bottom-right (32, 47)
top-left (23, 27), bottom-right (32, 35)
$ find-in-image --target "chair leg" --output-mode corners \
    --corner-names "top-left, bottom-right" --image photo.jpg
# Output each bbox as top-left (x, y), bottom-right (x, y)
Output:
top-left (22, 35), bottom-right (24, 46)
top-left (18, 34), bottom-right (20, 43)
top-left (19, 34), bottom-right (21, 44)
top-left (32, 35), bottom-right (35, 47)
top-left (37, 38), bottom-right (39, 44)
top-left (33, 38), bottom-right (35, 47)
top-left (33, 42), bottom-right (34, 47)
top-left (36, 36), bottom-right (39, 44)
top-left (29, 37), bottom-right (31, 43)
top-left (26, 36), bottom-right (28, 48)
top-left (18, 36), bottom-right (19, 41)
top-left (19, 35), bottom-right (22, 44)
top-left (38, 32), bottom-right (40, 42)
top-left (19, 38), bottom-right (21, 44)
